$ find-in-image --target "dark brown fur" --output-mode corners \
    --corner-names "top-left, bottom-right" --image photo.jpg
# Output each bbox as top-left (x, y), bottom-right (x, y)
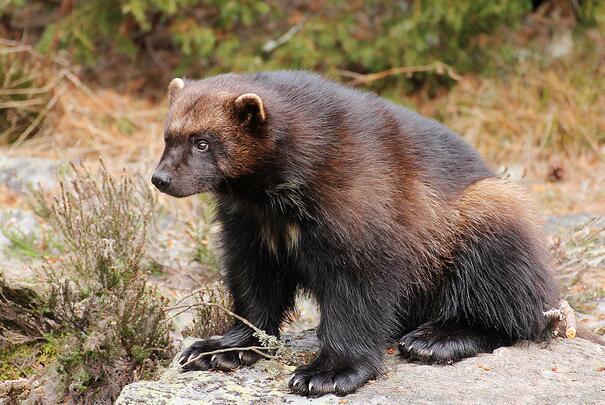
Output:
top-left (152, 71), bottom-right (559, 397)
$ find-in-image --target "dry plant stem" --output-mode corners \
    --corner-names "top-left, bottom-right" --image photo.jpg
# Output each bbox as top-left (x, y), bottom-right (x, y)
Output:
top-left (11, 85), bottom-right (66, 147)
top-left (167, 301), bottom-right (281, 369)
top-left (559, 299), bottom-right (577, 339)
top-left (164, 301), bottom-right (263, 336)
top-left (340, 61), bottom-right (463, 85)
top-left (179, 346), bottom-right (276, 369)
top-left (169, 287), bottom-right (205, 309)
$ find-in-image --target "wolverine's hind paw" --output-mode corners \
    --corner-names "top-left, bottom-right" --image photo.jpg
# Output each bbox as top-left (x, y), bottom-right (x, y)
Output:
top-left (399, 322), bottom-right (503, 364)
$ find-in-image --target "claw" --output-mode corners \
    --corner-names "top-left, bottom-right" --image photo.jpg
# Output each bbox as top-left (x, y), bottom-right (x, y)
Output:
top-left (211, 354), bottom-right (217, 363)
top-left (308, 382), bottom-right (314, 392)
top-left (289, 374), bottom-right (296, 383)
top-left (178, 355), bottom-right (186, 364)
top-left (187, 353), bottom-right (196, 363)
top-left (333, 382), bottom-right (337, 390)
top-left (239, 351), bottom-right (243, 361)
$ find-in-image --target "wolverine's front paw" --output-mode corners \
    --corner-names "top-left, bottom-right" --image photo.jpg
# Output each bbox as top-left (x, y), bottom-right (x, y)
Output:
top-left (288, 361), bottom-right (376, 397)
top-left (178, 338), bottom-right (261, 372)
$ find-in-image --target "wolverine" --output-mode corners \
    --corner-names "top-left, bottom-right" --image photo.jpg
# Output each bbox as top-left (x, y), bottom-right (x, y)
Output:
top-left (152, 71), bottom-right (558, 397)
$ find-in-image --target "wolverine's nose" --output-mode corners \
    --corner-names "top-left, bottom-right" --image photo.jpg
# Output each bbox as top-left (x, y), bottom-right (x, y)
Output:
top-left (151, 171), bottom-right (171, 191)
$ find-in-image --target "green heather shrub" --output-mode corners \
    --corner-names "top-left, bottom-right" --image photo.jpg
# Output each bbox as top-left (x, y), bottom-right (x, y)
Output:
top-left (182, 284), bottom-right (233, 339)
top-left (27, 165), bottom-right (172, 404)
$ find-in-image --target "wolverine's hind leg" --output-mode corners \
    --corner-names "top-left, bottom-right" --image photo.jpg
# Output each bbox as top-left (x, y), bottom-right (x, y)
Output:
top-left (400, 178), bottom-right (557, 364)
top-left (398, 322), bottom-right (510, 364)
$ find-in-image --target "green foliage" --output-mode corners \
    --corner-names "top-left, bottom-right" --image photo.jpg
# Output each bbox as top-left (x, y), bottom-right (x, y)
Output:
top-left (187, 196), bottom-right (218, 271)
top-left (575, 0), bottom-right (605, 29)
top-left (0, 224), bottom-right (63, 259)
top-left (182, 284), bottom-right (232, 339)
top-left (0, 338), bottom-right (59, 380)
top-left (4, 0), bottom-right (539, 88)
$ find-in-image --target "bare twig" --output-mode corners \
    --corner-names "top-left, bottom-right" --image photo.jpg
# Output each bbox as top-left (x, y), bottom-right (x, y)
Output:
top-left (339, 61), bottom-right (463, 85)
top-left (144, 36), bottom-right (171, 76)
top-left (178, 346), bottom-right (276, 369)
top-left (166, 298), bottom-right (286, 369)
top-left (164, 301), bottom-right (263, 336)
top-left (170, 287), bottom-right (205, 309)
top-left (262, 18), bottom-right (306, 53)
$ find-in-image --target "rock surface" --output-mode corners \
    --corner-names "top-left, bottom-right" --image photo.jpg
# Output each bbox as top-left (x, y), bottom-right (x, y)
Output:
top-left (116, 331), bottom-right (605, 405)
top-left (0, 156), bottom-right (61, 193)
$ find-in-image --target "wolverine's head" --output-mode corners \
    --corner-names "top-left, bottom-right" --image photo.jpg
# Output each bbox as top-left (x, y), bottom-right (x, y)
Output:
top-left (152, 76), bottom-right (273, 198)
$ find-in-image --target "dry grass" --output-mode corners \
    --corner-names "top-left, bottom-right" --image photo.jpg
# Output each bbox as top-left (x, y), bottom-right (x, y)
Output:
top-left (551, 218), bottom-right (605, 315)
top-left (0, 40), bottom-right (165, 175)
top-left (181, 285), bottom-right (233, 339)
top-left (414, 30), bottom-right (605, 215)
top-left (0, 39), bottom-right (58, 145)
top-left (429, 35), bottom-right (605, 168)
top-left (3, 32), bottom-right (603, 189)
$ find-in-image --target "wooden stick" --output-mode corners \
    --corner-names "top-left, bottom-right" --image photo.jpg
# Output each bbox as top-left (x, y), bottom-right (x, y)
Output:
top-left (559, 299), bottom-right (577, 339)
top-left (543, 299), bottom-right (578, 340)
top-left (339, 61), bottom-right (463, 86)
top-left (178, 346), bottom-right (275, 369)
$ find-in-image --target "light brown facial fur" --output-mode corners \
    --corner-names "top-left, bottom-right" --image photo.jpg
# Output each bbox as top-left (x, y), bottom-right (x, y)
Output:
top-left (151, 78), bottom-right (273, 197)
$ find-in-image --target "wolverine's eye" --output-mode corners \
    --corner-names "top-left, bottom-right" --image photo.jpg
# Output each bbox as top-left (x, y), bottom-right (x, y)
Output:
top-left (196, 140), bottom-right (209, 152)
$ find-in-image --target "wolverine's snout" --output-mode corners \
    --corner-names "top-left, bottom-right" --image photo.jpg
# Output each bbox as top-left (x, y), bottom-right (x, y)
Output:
top-left (151, 170), bottom-right (172, 191)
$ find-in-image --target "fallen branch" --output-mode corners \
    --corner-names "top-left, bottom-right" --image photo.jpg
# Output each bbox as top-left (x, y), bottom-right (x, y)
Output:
top-left (544, 299), bottom-right (577, 339)
top-left (165, 293), bottom-right (300, 368)
top-left (559, 300), bottom-right (577, 339)
top-left (339, 61), bottom-right (463, 86)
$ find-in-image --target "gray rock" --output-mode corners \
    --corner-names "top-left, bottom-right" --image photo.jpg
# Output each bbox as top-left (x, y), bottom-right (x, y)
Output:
top-left (0, 207), bottom-right (42, 288)
top-left (544, 213), bottom-right (604, 234)
top-left (0, 156), bottom-right (62, 193)
top-left (0, 207), bottom-right (39, 253)
top-left (116, 331), bottom-right (605, 405)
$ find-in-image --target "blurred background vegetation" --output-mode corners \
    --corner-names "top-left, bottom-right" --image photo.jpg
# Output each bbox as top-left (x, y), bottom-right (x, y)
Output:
top-left (0, 0), bottom-right (602, 84)
top-left (1, 1), bottom-right (605, 404)
top-left (1, 0), bottom-right (604, 158)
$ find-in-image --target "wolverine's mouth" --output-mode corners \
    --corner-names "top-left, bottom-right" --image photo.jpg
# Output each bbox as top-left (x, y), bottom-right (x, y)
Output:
top-left (151, 169), bottom-right (219, 197)
top-left (158, 185), bottom-right (214, 198)
top-left (156, 182), bottom-right (218, 198)
top-left (159, 188), bottom-right (199, 198)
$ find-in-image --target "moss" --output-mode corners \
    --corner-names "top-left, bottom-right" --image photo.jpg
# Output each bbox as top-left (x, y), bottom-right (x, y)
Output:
top-left (0, 337), bottom-right (60, 380)
top-left (0, 225), bottom-right (63, 260)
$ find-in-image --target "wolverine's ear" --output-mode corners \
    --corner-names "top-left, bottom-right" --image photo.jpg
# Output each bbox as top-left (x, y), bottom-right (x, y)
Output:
top-left (234, 93), bottom-right (266, 123)
top-left (168, 78), bottom-right (185, 104)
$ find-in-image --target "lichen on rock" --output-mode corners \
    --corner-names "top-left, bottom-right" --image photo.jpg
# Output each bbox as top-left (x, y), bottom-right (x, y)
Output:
top-left (116, 331), bottom-right (605, 405)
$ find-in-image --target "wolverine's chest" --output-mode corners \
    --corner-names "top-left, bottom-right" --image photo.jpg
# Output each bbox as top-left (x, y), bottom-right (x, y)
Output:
top-left (257, 220), bottom-right (301, 256)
